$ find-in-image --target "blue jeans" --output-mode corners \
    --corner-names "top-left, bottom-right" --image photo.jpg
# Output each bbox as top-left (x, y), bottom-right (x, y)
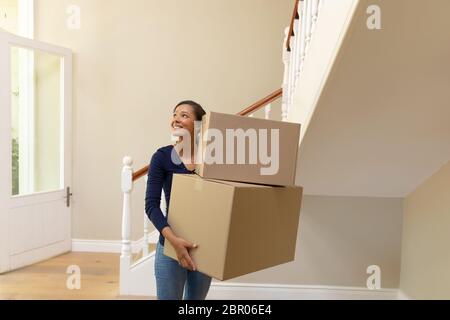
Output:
top-left (155, 242), bottom-right (212, 300)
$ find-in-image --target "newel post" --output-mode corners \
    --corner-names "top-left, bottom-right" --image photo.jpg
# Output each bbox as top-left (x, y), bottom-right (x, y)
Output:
top-left (121, 156), bottom-right (133, 259)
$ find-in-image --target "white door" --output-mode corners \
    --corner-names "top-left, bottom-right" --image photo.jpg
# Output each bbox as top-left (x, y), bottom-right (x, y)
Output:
top-left (0, 30), bottom-right (72, 273)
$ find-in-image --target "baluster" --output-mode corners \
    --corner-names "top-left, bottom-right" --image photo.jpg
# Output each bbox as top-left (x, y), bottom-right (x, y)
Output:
top-left (265, 103), bottom-right (271, 120)
top-left (293, 0), bottom-right (305, 104)
top-left (311, 0), bottom-right (320, 34)
top-left (299, 0), bottom-right (308, 70)
top-left (281, 27), bottom-right (290, 122)
top-left (289, 17), bottom-right (300, 108)
top-left (292, 8), bottom-right (301, 76)
top-left (161, 188), bottom-right (167, 217)
top-left (121, 157), bottom-right (133, 259)
top-left (143, 176), bottom-right (149, 257)
top-left (317, 0), bottom-right (323, 17)
top-left (143, 215), bottom-right (149, 256)
top-left (305, 0), bottom-right (313, 48)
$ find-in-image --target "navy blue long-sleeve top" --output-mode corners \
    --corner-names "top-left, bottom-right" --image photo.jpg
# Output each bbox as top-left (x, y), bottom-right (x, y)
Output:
top-left (145, 145), bottom-right (195, 246)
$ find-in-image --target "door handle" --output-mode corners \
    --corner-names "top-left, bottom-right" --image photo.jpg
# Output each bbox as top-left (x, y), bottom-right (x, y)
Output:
top-left (65, 187), bottom-right (73, 207)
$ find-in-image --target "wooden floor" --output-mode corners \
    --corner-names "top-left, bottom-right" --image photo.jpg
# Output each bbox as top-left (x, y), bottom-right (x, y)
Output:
top-left (0, 252), bottom-right (155, 300)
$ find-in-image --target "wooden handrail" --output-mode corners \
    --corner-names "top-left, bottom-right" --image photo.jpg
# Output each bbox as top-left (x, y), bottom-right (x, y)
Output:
top-left (132, 88), bottom-right (283, 181)
top-left (238, 88), bottom-right (283, 116)
top-left (286, 0), bottom-right (300, 52)
top-left (133, 166), bottom-right (150, 182)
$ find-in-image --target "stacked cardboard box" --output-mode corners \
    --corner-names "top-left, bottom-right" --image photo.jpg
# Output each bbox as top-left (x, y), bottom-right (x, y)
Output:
top-left (164, 112), bottom-right (303, 281)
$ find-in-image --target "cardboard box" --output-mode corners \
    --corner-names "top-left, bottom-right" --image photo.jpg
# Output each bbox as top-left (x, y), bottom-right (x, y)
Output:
top-left (195, 112), bottom-right (301, 186)
top-left (164, 174), bottom-right (303, 281)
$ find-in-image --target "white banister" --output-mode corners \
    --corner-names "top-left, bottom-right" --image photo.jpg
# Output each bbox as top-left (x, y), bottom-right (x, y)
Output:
top-left (289, 17), bottom-right (300, 109)
top-left (283, 0), bottom-right (323, 121)
top-left (295, 1), bottom-right (303, 59)
top-left (299, 0), bottom-right (308, 68)
top-left (143, 176), bottom-right (149, 257)
top-left (282, 27), bottom-right (290, 122)
top-left (143, 215), bottom-right (149, 256)
top-left (296, 0), bottom-right (307, 80)
top-left (121, 156), bottom-right (133, 259)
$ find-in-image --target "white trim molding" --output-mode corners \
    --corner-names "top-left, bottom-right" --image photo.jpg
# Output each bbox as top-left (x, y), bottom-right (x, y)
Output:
top-left (397, 290), bottom-right (411, 300)
top-left (77, 233), bottom-right (401, 300)
top-left (207, 282), bottom-right (400, 300)
top-left (72, 231), bottom-right (159, 254)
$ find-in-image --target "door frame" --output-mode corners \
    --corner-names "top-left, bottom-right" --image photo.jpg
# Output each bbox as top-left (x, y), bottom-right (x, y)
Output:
top-left (0, 30), bottom-right (72, 273)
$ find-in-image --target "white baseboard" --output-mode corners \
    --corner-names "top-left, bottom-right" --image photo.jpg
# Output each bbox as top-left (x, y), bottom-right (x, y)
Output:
top-left (77, 233), bottom-right (400, 300)
top-left (72, 231), bottom-right (159, 254)
top-left (397, 290), bottom-right (411, 300)
top-left (207, 282), bottom-right (400, 300)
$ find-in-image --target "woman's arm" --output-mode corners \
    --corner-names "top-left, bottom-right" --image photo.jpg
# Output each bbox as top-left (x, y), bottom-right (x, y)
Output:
top-left (145, 151), bottom-right (198, 271)
top-left (145, 151), bottom-right (170, 232)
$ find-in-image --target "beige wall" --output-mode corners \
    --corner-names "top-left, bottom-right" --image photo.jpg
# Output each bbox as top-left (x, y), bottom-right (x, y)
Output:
top-left (400, 161), bottom-right (450, 299)
top-left (35, 0), bottom-right (293, 240)
top-left (228, 195), bottom-right (403, 288)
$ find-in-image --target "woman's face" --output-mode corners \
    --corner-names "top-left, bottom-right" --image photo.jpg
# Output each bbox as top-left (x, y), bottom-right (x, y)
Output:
top-left (170, 104), bottom-right (196, 139)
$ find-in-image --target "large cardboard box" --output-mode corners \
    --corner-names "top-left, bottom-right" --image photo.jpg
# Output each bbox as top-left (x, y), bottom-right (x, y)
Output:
top-left (164, 174), bottom-right (303, 281)
top-left (195, 112), bottom-right (301, 186)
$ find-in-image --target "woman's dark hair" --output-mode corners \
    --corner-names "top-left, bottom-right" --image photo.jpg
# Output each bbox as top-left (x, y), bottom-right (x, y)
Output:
top-left (174, 100), bottom-right (206, 121)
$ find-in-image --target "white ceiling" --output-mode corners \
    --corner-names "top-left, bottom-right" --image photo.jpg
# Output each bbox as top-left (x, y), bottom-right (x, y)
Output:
top-left (295, 0), bottom-right (450, 197)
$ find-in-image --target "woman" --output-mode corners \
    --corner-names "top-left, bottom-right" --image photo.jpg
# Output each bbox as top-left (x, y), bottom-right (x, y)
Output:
top-left (145, 100), bottom-right (212, 300)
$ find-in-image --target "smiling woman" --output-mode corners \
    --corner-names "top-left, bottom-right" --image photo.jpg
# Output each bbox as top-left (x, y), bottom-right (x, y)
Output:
top-left (145, 100), bottom-right (213, 300)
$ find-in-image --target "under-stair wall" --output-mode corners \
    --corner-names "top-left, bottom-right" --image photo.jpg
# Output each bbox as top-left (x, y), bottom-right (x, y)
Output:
top-left (400, 161), bottom-right (450, 299)
top-left (224, 195), bottom-right (403, 290)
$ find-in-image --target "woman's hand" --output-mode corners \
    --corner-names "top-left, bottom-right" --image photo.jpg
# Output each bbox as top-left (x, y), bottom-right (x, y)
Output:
top-left (162, 227), bottom-right (198, 271)
top-left (171, 237), bottom-right (198, 271)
